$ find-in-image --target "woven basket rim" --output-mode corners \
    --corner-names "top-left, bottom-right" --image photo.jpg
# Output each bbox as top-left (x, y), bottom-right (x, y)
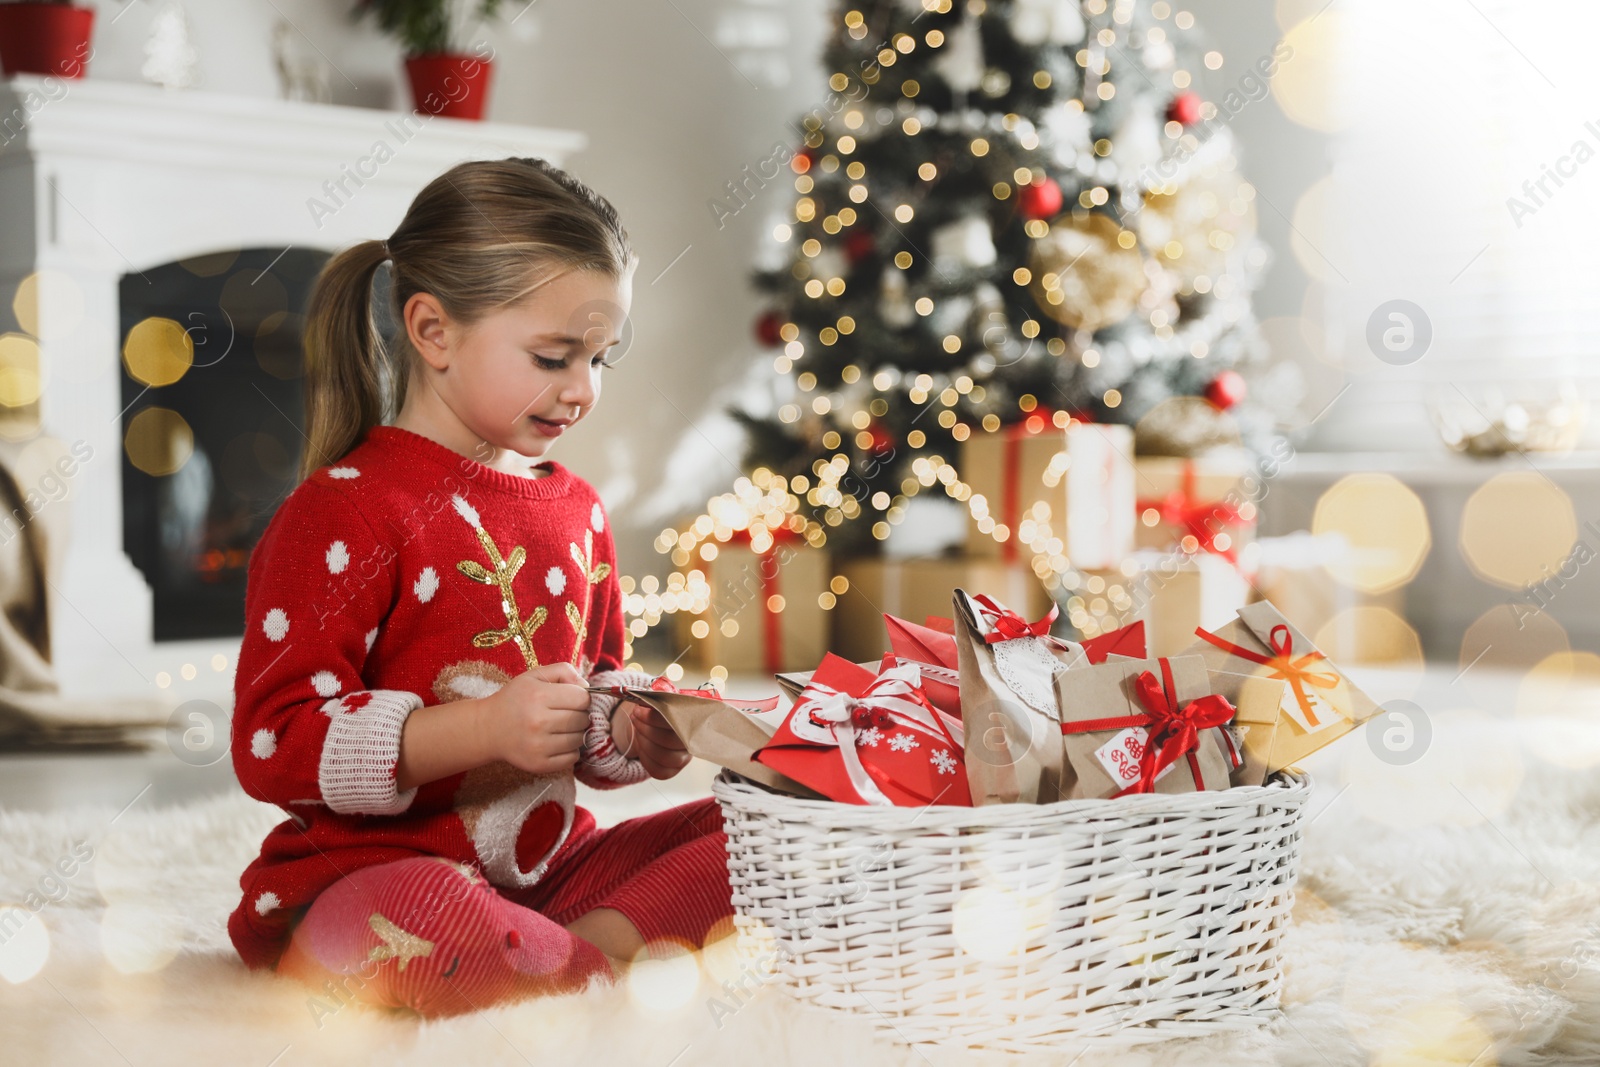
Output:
top-left (711, 768), bottom-right (1312, 827)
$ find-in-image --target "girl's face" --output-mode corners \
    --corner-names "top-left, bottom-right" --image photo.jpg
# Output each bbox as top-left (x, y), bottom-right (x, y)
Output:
top-left (409, 268), bottom-right (634, 462)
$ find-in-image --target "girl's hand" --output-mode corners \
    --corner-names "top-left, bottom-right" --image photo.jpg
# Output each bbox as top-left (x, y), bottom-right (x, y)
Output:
top-left (488, 663), bottom-right (592, 776)
top-left (611, 701), bottom-right (692, 780)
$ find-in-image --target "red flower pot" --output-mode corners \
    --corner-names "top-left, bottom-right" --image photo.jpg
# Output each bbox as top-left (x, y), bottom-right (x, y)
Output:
top-left (404, 53), bottom-right (493, 121)
top-left (0, 3), bottom-right (95, 79)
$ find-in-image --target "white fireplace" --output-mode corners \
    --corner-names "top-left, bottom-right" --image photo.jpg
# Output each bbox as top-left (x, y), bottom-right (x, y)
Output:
top-left (0, 74), bottom-right (583, 711)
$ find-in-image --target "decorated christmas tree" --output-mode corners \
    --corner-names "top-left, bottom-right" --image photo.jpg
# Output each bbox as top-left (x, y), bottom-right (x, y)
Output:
top-left (635, 0), bottom-right (1273, 673)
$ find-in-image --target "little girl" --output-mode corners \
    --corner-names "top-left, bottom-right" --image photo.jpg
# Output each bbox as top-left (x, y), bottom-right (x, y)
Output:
top-left (227, 158), bottom-right (732, 1017)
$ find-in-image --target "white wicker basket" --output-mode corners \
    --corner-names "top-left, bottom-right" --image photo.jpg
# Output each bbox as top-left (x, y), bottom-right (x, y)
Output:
top-left (712, 769), bottom-right (1311, 1053)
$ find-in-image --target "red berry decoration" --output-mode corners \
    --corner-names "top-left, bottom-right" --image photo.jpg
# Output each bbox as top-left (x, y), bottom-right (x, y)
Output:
top-left (1017, 177), bottom-right (1064, 221)
top-left (844, 228), bottom-right (875, 264)
top-left (755, 309), bottom-right (785, 347)
top-left (1204, 369), bottom-right (1248, 410)
top-left (1167, 92), bottom-right (1203, 126)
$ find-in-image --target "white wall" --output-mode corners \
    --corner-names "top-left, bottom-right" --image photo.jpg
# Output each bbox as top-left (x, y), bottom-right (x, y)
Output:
top-left (78, 0), bottom-right (829, 576)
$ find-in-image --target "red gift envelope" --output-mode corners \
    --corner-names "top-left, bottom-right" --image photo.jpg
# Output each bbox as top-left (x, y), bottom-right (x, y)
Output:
top-left (1081, 620), bottom-right (1147, 665)
top-left (755, 654), bottom-right (972, 807)
top-left (884, 614), bottom-right (961, 717)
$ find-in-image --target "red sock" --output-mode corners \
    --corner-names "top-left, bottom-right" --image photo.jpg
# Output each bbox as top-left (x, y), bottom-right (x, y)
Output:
top-left (278, 856), bottom-right (612, 1018)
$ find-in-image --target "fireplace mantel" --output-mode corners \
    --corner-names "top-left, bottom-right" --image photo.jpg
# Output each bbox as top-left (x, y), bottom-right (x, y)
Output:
top-left (0, 75), bottom-right (585, 707)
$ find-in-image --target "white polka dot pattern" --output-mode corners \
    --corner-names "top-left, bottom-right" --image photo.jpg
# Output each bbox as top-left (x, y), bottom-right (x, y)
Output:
top-left (415, 566), bottom-right (439, 602)
top-left (262, 608), bottom-right (289, 642)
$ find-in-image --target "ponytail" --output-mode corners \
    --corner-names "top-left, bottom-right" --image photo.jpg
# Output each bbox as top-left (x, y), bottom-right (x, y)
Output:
top-left (298, 239), bottom-right (399, 483)
top-left (297, 159), bottom-right (634, 483)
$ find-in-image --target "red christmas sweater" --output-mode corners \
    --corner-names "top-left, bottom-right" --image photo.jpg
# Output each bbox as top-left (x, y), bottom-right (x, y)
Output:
top-left (227, 425), bottom-right (648, 970)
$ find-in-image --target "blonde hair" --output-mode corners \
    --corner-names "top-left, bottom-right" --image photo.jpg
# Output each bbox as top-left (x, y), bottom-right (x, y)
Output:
top-left (298, 157), bottom-right (635, 481)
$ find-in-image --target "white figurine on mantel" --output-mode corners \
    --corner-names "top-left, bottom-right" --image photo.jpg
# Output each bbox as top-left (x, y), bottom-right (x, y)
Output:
top-left (272, 19), bottom-right (332, 103)
top-left (142, 0), bottom-right (200, 91)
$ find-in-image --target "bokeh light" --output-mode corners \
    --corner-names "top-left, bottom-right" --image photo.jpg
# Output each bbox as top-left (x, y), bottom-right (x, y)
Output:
top-left (1345, 987), bottom-right (1494, 1065)
top-left (123, 406), bottom-right (194, 476)
top-left (1314, 605), bottom-right (1423, 678)
top-left (953, 885), bottom-right (1024, 961)
top-left (1288, 175), bottom-right (1340, 282)
top-left (99, 900), bottom-right (184, 974)
top-left (220, 268), bottom-right (288, 323)
top-left (1460, 604), bottom-right (1569, 674)
top-left (1515, 651), bottom-right (1600, 770)
top-left (0, 906), bottom-right (49, 983)
top-left (626, 940), bottom-right (700, 1014)
top-left (1458, 473), bottom-right (1576, 588)
top-left (255, 311), bottom-right (304, 379)
top-left (178, 249), bottom-right (239, 277)
top-left (12, 270), bottom-right (85, 341)
top-left (122, 316), bottom-right (194, 387)
top-left (0, 333), bottom-right (43, 407)
top-left (1272, 13), bottom-right (1354, 132)
top-left (1312, 473), bottom-right (1431, 593)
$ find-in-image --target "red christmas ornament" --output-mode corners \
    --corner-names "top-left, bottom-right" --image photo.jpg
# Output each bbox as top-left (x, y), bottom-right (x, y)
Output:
top-left (1167, 92), bottom-right (1203, 126)
top-left (1204, 369), bottom-right (1247, 410)
top-left (867, 423), bottom-right (895, 454)
top-left (1017, 178), bottom-right (1063, 220)
top-left (844, 228), bottom-right (875, 263)
top-left (755, 309), bottom-right (786, 347)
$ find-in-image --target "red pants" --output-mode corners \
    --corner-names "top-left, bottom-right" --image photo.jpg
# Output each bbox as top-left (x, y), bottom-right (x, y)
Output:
top-left (278, 798), bottom-right (731, 1017)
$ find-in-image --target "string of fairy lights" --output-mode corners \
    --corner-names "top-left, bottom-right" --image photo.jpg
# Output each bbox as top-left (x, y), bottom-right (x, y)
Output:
top-left (617, 412), bottom-right (1153, 675)
top-left (618, 0), bottom-right (1251, 676)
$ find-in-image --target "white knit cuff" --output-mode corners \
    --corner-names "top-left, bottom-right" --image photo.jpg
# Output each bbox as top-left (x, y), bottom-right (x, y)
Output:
top-left (577, 669), bottom-right (653, 790)
top-left (317, 689), bottom-right (424, 815)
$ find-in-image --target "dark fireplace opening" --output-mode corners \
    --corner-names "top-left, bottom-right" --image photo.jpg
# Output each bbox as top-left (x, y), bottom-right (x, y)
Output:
top-left (120, 248), bottom-right (331, 642)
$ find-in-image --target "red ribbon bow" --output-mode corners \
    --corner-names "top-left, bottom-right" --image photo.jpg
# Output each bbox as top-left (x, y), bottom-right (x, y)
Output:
top-left (973, 594), bottom-right (1059, 644)
top-left (1195, 622), bottom-right (1340, 729)
top-left (1136, 461), bottom-right (1254, 564)
top-left (1115, 658), bottom-right (1236, 795)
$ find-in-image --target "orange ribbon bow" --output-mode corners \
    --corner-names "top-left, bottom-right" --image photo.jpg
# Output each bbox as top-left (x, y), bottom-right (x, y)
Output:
top-left (1195, 622), bottom-right (1340, 729)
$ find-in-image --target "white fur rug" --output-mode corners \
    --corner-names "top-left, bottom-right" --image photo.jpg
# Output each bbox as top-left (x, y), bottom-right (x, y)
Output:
top-left (2, 678), bottom-right (1598, 1065)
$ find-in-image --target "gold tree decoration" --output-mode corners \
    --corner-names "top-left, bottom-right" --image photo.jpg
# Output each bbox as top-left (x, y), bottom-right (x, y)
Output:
top-left (565, 529), bottom-right (612, 657)
top-left (450, 496), bottom-right (548, 671)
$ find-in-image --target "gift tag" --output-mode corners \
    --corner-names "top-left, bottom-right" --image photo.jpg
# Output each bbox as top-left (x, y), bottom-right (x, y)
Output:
top-left (1278, 682), bottom-right (1340, 735)
top-left (992, 637), bottom-right (1064, 719)
top-left (1092, 726), bottom-right (1174, 786)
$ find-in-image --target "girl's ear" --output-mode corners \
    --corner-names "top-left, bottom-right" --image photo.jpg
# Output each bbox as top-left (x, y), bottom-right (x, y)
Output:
top-left (404, 291), bottom-right (454, 370)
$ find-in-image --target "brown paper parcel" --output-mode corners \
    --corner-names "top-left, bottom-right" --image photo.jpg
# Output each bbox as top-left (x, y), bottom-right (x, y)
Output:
top-left (618, 689), bottom-right (820, 798)
top-left (1217, 673), bottom-right (1289, 787)
top-left (1182, 599), bottom-right (1379, 773)
top-left (953, 589), bottom-right (1088, 806)
top-left (1054, 654), bottom-right (1232, 799)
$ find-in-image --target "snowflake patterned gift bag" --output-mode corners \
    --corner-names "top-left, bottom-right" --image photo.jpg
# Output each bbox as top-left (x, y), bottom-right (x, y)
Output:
top-left (953, 589), bottom-right (1089, 806)
top-left (754, 654), bottom-right (971, 807)
top-left (1054, 654), bottom-right (1237, 800)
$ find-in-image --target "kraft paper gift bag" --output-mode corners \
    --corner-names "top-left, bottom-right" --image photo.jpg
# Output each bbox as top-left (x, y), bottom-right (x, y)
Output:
top-left (954, 589), bottom-right (1088, 805)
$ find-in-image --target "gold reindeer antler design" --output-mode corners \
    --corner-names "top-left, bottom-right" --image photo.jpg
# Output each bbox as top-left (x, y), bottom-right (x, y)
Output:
top-left (451, 496), bottom-right (546, 671)
top-left (564, 529), bottom-right (613, 662)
